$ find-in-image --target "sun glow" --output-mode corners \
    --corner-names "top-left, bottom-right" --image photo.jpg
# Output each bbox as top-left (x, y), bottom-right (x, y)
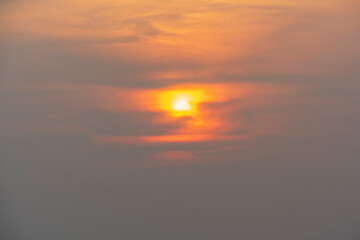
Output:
top-left (155, 88), bottom-right (208, 118)
top-left (173, 99), bottom-right (191, 111)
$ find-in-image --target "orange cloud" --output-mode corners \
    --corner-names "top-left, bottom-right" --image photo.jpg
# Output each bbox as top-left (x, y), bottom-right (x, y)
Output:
top-left (1, 0), bottom-right (300, 64)
top-left (20, 81), bottom-right (297, 145)
top-left (82, 82), bottom-right (297, 144)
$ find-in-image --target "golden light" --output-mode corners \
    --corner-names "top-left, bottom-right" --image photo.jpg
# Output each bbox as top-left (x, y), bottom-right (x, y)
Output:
top-left (155, 88), bottom-right (208, 118)
top-left (98, 82), bottom-right (291, 144)
top-left (173, 99), bottom-right (191, 111)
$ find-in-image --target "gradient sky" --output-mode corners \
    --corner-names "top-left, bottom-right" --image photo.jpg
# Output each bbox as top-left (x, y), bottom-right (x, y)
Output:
top-left (1, 0), bottom-right (360, 239)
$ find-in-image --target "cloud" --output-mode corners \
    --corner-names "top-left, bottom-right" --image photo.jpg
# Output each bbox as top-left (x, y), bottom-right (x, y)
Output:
top-left (0, 80), bottom-right (303, 169)
top-left (1, 1), bottom-right (360, 239)
top-left (1, 0), bottom-right (359, 168)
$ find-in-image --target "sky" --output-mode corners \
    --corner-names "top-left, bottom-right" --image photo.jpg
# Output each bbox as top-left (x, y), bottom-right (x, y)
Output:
top-left (0, 0), bottom-right (360, 239)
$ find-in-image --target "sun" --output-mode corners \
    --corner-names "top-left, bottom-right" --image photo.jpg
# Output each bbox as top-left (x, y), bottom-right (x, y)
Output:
top-left (173, 99), bottom-right (191, 111)
top-left (154, 87), bottom-right (208, 118)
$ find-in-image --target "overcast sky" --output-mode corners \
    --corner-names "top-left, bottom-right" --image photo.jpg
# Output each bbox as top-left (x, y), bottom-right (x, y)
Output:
top-left (1, 0), bottom-right (360, 239)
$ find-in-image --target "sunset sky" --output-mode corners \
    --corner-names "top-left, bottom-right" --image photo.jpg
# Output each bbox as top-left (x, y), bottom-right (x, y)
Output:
top-left (1, 0), bottom-right (360, 239)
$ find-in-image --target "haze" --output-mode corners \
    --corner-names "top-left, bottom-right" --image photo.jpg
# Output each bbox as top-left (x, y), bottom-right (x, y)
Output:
top-left (1, 0), bottom-right (360, 239)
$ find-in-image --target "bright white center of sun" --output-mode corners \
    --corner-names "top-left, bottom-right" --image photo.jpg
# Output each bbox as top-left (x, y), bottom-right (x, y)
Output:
top-left (173, 99), bottom-right (191, 111)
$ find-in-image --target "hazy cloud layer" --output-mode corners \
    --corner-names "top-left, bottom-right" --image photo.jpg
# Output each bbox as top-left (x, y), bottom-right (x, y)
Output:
top-left (1, 0), bottom-right (360, 240)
